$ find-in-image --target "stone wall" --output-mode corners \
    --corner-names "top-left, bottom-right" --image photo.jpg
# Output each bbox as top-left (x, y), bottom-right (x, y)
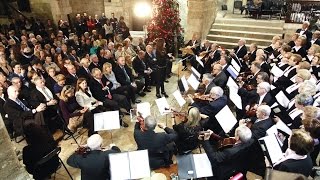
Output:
top-left (104, 0), bottom-right (134, 29)
top-left (177, 0), bottom-right (188, 32)
top-left (283, 23), bottom-right (301, 43)
top-left (185, 0), bottom-right (218, 40)
top-left (69, 0), bottom-right (105, 18)
top-left (0, 116), bottom-right (32, 180)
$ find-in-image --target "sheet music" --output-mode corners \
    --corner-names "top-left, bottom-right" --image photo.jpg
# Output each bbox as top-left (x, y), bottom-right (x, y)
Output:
top-left (155, 97), bottom-right (170, 115)
top-left (109, 153), bottom-right (131, 180)
top-left (187, 74), bottom-right (200, 90)
top-left (227, 77), bottom-right (242, 110)
top-left (226, 76), bottom-right (239, 91)
top-left (94, 111), bottom-right (120, 131)
top-left (271, 84), bottom-right (276, 90)
top-left (181, 75), bottom-right (189, 92)
top-left (195, 55), bottom-right (204, 67)
top-left (260, 135), bottom-right (284, 165)
top-left (173, 90), bottom-right (186, 107)
top-left (191, 67), bottom-right (201, 80)
top-left (226, 65), bottom-right (239, 79)
top-left (290, 75), bottom-right (296, 83)
top-left (137, 102), bottom-right (151, 118)
top-left (276, 120), bottom-right (292, 136)
top-left (193, 154), bottom-right (213, 178)
top-left (215, 106), bottom-right (237, 133)
top-left (231, 59), bottom-right (241, 72)
top-left (128, 150), bottom-right (150, 179)
top-left (271, 65), bottom-right (284, 77)
top-left (275, 91), bottom-right (290, 108)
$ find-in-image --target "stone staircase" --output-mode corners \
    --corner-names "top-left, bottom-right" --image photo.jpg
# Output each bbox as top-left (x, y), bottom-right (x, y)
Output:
top-left (206, 15), bottom-right (285, 49)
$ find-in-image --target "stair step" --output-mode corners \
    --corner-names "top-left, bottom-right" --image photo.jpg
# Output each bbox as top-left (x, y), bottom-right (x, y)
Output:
top-left (215, 18), bottom-right (284, 27)
top-left (212, 23), bottom-right (283, 34)
top-left (207, 40), bottom-right (268, 50)
top-left (206, 34), bottom-right (272, 46)
top-left (208, 29), bottom-right (281, 40)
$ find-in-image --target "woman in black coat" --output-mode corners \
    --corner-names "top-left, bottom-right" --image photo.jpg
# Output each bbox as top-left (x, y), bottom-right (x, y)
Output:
top-left (154, 38), bottom-right (169, 98)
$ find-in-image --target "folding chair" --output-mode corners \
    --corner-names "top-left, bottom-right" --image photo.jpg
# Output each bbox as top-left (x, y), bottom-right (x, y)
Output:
top-left (35, 146), bottom-right (73, 180)
top-left (56, 108), bottom-right (80, 146)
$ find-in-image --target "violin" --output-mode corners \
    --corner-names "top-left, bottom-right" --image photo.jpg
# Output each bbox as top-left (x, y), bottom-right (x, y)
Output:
top-left (236, 71), bottom-right (256, 91)
top-left (137, 112), bottom-right (146, 132)
top-left (218, 137), bottom-right (237, 150)
top-left (75, 146), bottom-right (91, 157)
top-left (245, 104), bottom-right (257, 118)
top-left (188, 93), bottom-right (213, 103)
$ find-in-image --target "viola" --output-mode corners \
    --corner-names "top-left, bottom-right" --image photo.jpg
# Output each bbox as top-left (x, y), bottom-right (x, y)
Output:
top-left (245, 104), bottom-right (257, 118)
top-left (189, 93), bottom-right (213, 103)
top-left (75, 146), bottom-right (91, 157)
top-left (137, 112), bottom-right (146, 132)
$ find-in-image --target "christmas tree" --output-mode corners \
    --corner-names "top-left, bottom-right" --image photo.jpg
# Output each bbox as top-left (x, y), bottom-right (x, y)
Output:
top-left (146, 0), bottom-right (183, 53)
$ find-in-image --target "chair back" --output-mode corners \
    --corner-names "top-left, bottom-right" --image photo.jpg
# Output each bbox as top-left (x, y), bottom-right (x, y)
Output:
top-left (35, 147), bottom-right (61, 167)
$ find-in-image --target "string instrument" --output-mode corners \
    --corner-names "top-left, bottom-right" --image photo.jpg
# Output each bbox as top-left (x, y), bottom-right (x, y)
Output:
top-left (188, 93), bottom-right (213, 103)
top-left (75, 146), bottom-right (91, 157)
top-left (246, 104), bottom-right (257, 118)
top-left (137, 111), bottom-right (146, 132)
top-left (180, 46), bottom-right (195, 56)
top-left (236, 71), bottom-right (256, 91)
top-left (218, 137), bottom-right (237, 150)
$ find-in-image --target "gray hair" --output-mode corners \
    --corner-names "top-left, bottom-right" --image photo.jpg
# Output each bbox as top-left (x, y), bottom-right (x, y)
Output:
top-left (210, 86), bottom-right (224, 98)
top-left (296, 93), bottom-right (313, 106)
top-left (144, 116), bottom-right (157, 131)
top-left (235, 125), bottom-right (252, 143)
top-left (257, 105), bottom-right (271, 117)
top-left (90, 54), bottom-right (98, 61)
top-left (299, 80), bottom-right (317, 95)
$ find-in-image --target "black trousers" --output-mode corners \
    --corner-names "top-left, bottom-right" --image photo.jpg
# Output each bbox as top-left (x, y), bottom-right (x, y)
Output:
top-left (155, 67), bottom-right (166, 94)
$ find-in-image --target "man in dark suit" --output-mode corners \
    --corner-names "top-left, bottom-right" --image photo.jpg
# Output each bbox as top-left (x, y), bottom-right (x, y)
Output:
top-left (45, 67), bottom-right (57, 93)
top-left (113, 56), bottom-right (145, 97)
top-left (296, 21), bottom-right (312, 42)
top-left (4, 86), bottom-right (46, 136)
top-left (88, 54), bottom-right (102, 71)
top-left (78, 57), bottom-right (92, 81)
top-left (29, 77), bottom-right (59, 132)
top-left (200, 125), bottom-right (254, 180)
top-left (211, 64), bottom-right (228, 89)
top-left (245, 82), bottom-right (275, 111)
top-left (145, 45), bottom-right (157, 85)
top-left (203, 43), bottom-right (220, 74)
top-left (67, 134), bottom-right (121, 180)
top-left (134, 116), bottom-right (177, 170)
top-left (233, 39), bottom-right (248, 59)
top-left (199, 73), bottom-right (215, 95)
top-left (30, 59), bottom-right (48, 79)
top-left (65, 64), bottom-right (78, 86)
top-left (132, 51), bottom-right (152, 92)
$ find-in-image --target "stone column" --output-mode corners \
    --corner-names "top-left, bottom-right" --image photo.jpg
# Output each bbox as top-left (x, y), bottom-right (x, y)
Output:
top-left (0, 116), bottom-right (32, 180)
top-left (185, 0), bottom-right (217, 40)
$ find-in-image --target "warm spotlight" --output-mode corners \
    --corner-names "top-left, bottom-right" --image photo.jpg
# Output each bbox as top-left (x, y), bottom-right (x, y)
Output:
top-left (134, 2), bottom-right (152, 18)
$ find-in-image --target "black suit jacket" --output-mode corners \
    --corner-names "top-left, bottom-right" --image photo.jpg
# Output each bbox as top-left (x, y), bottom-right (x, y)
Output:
top-left (296, 29), bottom-right (312, 41)
top-left (251, 118), bottom-right (274, 139)
top-left (45, 76), bottom-right (56, 93)
top-left (212, 71), bottom-right (228, 89)
top-left (3, 99), bottom-right (34, 134)
top-left (274, 155), bottom-right (313, 177)
top-left (65, 73), bottom-right (78, 86)
top-left (77, 66), bottom-right (92, 81)
top-left (134, 122), bottom-right (177, 169)
top-left (203, 139), bottom-right (254, 180)
top-left (113, 64), bottom-right (134, 86)
top-left (88, 62), bottom-right (102, 71)
top-left (234, 46), bottom-right (248, 59)
top-left (89, 78), bottom-right (113, 102)
top-left (132, 56), bottom-right (147, 77)
top-left (67, 149), bottom-right (119, 180)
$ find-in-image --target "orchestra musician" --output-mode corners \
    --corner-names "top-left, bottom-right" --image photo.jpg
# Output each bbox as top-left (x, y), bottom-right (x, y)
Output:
top-left (202, 43), bottom-right (220, 74)
top-left (233, 39), bottom-right (248, 59)
top-left (199, 125), bottom-right (254, 180)
top-left (158, 107), bottom-right (204, 154)
top-left (188, 86), bottom-right (227, 132)
top-left (67, 134), bottom-right (121, 180)
top-left (211, 64), bottom-right (228, 89)
top-left (181, 33), bottom-right (200, 70)
top-left (133, 115), bottom-right (177, 170)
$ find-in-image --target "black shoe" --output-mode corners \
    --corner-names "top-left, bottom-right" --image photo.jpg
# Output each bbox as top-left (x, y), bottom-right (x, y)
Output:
top-left (147, 86), bottom-right (152, 90)
top-left (162, 92), bottom-right (169, 98)
top-left (121, 121), bottom-right (129, 127)
top-left (143, 88), bottom-right (151, 92)
top-left (156, 94), bottom-right (161, 98)
top-left (138, 92), bottom-right (146, 97)
top-left (164, 80), bottom-right (169, 83)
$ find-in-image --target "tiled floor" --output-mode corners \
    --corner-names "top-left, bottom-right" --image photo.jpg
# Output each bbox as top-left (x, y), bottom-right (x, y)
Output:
top-left (13, 61), bottom-right (191, 180)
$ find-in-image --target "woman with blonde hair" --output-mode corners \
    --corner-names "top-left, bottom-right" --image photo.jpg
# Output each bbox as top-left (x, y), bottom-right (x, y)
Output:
top-left (158, 107), bottom-right (203, 154)
top-left (59, 85), bottom-right (94, 136)
top-left (102, 62), bottom-right (135, 103)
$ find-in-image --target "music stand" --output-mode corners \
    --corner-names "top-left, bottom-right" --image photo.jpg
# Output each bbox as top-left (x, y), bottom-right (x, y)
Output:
top-left (94, 111), bottom-right (120, 143)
